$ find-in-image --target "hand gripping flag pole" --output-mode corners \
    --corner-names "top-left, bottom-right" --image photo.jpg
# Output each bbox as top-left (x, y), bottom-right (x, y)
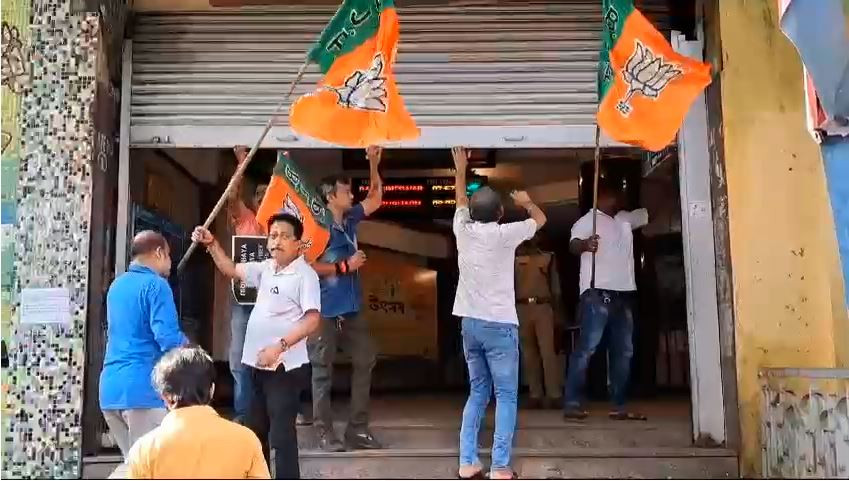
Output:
top-left (590, 125), bottom-right (601, 290)
top-left (176, 61), bottom-right (310, 274)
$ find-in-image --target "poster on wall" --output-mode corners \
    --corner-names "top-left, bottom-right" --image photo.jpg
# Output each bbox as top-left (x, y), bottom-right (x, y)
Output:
top-left (358, 247), bottom-right (438, 360)
top-left (231, 235), bottom-right (269, 305)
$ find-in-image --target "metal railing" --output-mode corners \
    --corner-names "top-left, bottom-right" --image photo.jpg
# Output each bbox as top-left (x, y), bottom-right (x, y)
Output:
top-left (760, 367), bottom-right (849, 478)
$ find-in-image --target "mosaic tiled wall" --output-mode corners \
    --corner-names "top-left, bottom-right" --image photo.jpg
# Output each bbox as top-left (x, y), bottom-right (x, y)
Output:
top-left (1, 0), bottom-right (32, 466)
top-left (1, 0), bottom-right (99, 478)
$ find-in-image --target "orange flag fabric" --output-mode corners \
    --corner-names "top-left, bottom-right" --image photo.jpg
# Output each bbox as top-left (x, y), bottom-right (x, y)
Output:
top-left (255, 151), bottom-right (331, 263)
top-left (289, 0), bottom-right (419, 147)
top-left (597, 1), bottom-right (711, 151)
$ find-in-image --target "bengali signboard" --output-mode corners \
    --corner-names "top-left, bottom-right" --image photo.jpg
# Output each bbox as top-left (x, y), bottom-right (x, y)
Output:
top-left (231, 235), bottom-right (269, 305)
top-left (359, 247), bottom-right (438, 360)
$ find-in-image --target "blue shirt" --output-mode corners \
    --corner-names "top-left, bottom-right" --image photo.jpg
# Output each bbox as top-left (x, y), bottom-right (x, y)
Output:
top-left (99, 264), bottom-right (187, 410)
top-left (319, 203), bottom-right (366, 318)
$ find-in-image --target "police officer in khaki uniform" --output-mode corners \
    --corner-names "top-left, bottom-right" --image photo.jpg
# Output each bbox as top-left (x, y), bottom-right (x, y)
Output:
top-left (515, 238), bottom-right (563, 409)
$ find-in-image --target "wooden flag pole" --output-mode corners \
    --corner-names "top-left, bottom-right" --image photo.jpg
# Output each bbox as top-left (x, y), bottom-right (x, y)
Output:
top-left (176, 61), bottom-right (310, 274)
top-left (590, 124), bottom-right (601, 290)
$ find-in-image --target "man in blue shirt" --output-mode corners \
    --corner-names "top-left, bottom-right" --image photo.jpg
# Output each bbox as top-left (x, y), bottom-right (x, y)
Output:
top-left (100, 230), bottom-right (188, 459)
top-left (309, 146), bottom-right (383, 452)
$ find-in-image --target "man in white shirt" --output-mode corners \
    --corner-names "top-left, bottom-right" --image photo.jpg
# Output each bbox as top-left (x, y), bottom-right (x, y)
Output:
top-left (451, 147), bottom-right (547, 480)
top-left (192, 212), bottom-right (321, 479)
top-left (563, 180), bottom-right (649, 421)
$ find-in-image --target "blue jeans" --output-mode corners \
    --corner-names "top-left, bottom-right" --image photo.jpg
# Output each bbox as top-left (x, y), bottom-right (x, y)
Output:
top-left (231, 302), bottom-right (254, 421)
top-left (564, 289), bottom-right (635, 411)
top-left (459, 318), bottom-right (519, 471)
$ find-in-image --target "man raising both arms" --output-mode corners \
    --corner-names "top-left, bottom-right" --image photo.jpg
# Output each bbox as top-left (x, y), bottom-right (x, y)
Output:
top-left (451, 147), bottom-right (547, 479)
top-left (309, 146), bottom-right (384, 452)
top-left (228, 145), bottom-right (268, 424)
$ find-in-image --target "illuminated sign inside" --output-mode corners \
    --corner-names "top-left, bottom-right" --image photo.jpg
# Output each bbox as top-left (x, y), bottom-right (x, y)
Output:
top-left (359, 184), bottom-right (425, 193)
top-left (353, 176), bottom-right (487, 219)
top-left (382, 199), bottom-right (423, 208)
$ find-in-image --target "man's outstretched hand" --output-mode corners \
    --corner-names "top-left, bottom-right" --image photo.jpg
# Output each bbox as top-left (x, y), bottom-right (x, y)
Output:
top-left (234, 146), bottom-right (249, 164)
top-left (451, 147), bottom-right (468, 171)
top-left (366, 145), bottom-right (383, 166)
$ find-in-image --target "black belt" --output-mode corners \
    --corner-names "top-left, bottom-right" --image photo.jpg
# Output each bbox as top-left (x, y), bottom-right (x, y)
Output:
top-left (516, 297), bottom-right (551, 305)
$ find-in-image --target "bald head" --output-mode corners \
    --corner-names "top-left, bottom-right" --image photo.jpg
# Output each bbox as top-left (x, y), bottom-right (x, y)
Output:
top-left (131, 230), bottom-right (168, 258)
top-left (469, 186), bottom-right (503, 223)
top-left (131, 230), bottom-right (172, 277)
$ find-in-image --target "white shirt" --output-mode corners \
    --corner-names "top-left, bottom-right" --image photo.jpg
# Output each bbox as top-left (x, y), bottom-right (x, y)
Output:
top-left (452, 207), bottom-right (538, 325)
top-left (239, 256), bottom-right (321, 371)
top-left (571, 208), bottom-right (649, 294)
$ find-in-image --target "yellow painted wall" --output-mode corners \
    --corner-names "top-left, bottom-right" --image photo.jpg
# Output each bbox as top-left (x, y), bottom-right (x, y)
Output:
top-left (716, 0), bottom-right (849, 475)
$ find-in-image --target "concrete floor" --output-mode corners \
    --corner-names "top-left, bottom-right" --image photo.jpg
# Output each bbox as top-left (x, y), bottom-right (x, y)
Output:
top-left (83, 394), bottom-right (699, 479)
top-left (359, 393), bottom-right (692, 428)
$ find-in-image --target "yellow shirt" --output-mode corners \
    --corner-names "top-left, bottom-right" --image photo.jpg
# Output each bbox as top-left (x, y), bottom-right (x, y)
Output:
top-left (127, 405), bottom-right (270, 479)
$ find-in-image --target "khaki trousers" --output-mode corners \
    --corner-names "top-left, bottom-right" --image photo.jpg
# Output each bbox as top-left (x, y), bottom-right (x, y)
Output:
top-left (102, 408), bottom-right (167, 459)
top-left (518, 303), bottom-right (562, 400)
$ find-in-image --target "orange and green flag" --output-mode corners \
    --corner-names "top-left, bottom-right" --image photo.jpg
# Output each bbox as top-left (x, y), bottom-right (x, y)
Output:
top-left (289, 0), bottom-right (419, 148)
top-left (597, 0), bottom-right (712, 151)
top-left (256, 151), bottom-right (332, 263)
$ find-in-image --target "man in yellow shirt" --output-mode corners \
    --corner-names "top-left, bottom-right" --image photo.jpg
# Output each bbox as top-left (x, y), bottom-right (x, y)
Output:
top-left (127, 346), bottom-right (270, 479)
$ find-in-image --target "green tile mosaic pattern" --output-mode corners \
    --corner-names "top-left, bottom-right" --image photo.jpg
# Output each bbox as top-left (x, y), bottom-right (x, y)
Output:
top-left (1, 1), bottom-right (98, 478)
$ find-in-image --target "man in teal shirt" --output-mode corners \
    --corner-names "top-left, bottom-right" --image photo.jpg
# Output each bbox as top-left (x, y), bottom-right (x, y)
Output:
top-left (99, 231), bottom-right (187, 459)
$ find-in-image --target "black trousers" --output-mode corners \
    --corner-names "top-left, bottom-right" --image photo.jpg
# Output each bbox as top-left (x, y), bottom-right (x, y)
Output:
top-left (247, 365), bottom-right (306, 479)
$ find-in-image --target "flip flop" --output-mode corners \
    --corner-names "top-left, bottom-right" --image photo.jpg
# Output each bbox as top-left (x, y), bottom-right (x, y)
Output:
top-left (563, 408), bottom-right (589, 420)
top-left (609, 410), bottom-right (648, 421)
top-left (488, 468), bottom-right (519, 480)
top-left (458, 465), bottom-right (485, 479)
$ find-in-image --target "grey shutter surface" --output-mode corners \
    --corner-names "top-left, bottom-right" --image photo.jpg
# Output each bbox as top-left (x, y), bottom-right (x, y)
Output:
top-left (130, 1), bottom-right (669, 147)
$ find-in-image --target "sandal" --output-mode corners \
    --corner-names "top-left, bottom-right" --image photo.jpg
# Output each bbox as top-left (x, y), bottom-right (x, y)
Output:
top-left (563, 408), bottom-right (589, 420)
top-left (488, 468), bottom-right (518, 479)
top-left (458, 465), bottom-right (485, 479)
top-left (608, 410), bottom-right (647, 421)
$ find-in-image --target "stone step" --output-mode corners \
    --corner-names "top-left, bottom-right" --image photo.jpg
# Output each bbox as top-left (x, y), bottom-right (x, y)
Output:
top-left (299, 447), bottom-right (739, 479)
top-left (86, 447), bottom-right (738, 479)
top-left (297, 422), bottom-right (693, 450)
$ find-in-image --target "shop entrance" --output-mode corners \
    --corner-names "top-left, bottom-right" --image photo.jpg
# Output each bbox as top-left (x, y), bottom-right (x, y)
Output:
top-left (83, 143), bottom-right (738, 479)
top-left (82, 2), bottom-right (737, 475)
top-left (88, 145), bottom-right (710, 467)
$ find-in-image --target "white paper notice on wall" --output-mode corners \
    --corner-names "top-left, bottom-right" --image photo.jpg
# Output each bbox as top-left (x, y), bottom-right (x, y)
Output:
top-left (689, 201), bottom-right (709, 219)
top-left (20, 288), bottom-right (72, 326)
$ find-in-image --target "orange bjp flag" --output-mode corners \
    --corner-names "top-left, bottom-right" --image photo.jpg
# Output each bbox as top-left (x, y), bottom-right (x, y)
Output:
top-left (289, 0), bottom-right (419, 148)
top-left (597, 0), bottom-right (711, 151)
top-left (255, 151), bottom-right (331, 263)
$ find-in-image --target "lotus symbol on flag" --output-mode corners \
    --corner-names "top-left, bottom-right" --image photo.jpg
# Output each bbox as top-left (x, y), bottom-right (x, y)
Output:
top-left (616, 40), bottom-right (683, 116)
top-left (328, 54), bottom-right (389, 113)
top-left (281, 194), bottom-right (313, 250)
top-left (282, 194), bottom-right (304, 223)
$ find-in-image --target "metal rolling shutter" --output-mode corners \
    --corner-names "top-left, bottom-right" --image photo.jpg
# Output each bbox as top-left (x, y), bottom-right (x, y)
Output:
top-left (129, 1), bottom-right (669, 149)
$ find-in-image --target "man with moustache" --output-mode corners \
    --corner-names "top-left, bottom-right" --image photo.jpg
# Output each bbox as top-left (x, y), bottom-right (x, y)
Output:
top-left (193, 212), bottom-right (321, 479)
